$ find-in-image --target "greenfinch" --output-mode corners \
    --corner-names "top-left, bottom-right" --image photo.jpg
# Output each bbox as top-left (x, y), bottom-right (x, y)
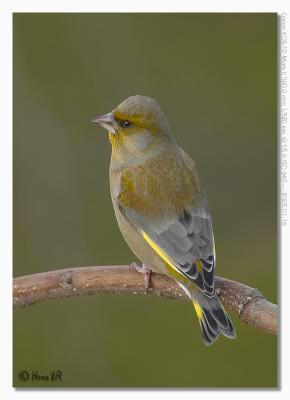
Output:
top-left (92, 95), bottom-right (236, 345)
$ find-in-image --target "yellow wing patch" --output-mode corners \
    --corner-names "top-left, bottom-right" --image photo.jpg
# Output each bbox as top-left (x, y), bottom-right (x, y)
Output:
top-left (193, 301), bottom-right (203, 320)
top-left (195, 259), bottom-right (203, 272)
top-left (142, 231), bottom-right (183, 277)
top-left (142, 230), bottom-right (207, 323)
top-left (142, 230), bottom-right (207, 288)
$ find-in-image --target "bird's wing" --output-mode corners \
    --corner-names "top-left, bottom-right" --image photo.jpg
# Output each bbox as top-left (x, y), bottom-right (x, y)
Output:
top-left (117, 199), bottom-right (216, 297)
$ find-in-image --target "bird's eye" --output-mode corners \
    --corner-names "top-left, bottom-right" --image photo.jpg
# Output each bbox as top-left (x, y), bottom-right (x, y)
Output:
top-left (122, 120), bottom-right (131, 128)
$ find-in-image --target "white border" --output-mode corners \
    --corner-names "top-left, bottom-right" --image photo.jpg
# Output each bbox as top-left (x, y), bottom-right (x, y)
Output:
top-left (1, 1), bottom-right (289, 400)
top-left (0, 0), bottom-right (287, 13)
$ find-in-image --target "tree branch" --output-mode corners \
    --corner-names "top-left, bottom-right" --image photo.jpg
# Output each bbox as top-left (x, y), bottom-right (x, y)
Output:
top-left (13, 265), bottom-right (278, 335)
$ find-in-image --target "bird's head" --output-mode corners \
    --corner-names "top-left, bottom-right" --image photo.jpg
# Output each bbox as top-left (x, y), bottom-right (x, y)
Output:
top-left (92, 95), bottom-right (173, 161)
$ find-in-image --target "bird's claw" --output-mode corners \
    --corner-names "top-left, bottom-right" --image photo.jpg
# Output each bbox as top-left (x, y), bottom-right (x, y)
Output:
top-left (129, 262), bottom-right (152, 293)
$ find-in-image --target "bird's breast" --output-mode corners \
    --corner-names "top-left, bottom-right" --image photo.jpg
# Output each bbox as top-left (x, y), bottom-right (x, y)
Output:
top-left (111, 151), bottom-right (201, 218)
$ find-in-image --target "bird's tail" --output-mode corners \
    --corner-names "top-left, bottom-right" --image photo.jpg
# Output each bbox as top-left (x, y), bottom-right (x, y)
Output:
top-left (190, 288), bottom-right (236, 346)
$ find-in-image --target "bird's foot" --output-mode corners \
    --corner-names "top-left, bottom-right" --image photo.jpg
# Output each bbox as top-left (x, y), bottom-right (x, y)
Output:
top-left (129, 262), bottom-right (152, 293)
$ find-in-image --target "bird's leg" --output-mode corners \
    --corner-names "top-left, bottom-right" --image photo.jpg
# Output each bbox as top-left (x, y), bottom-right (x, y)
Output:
top-left (129, 262), bottom-right (152, 293)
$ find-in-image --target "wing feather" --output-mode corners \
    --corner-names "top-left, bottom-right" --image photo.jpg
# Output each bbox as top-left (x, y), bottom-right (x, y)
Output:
top-left (118, 200), bottom-right (216, 297)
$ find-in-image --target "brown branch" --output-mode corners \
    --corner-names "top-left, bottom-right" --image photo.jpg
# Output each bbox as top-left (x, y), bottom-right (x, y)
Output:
top-left (13, 265), bottom-right (278, 335)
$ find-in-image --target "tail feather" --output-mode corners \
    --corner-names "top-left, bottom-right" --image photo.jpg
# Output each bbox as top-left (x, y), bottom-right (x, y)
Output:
top-left (192, 292), bottom-right (236, 346)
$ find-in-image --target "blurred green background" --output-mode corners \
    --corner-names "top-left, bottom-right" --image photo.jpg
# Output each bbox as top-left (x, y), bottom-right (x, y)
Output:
top-left (13, 13), bottom-right (277, 387)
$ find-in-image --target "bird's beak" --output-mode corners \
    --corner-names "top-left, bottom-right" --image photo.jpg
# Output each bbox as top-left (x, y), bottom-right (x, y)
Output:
top-left (91, 112), bottom-right (116, 133)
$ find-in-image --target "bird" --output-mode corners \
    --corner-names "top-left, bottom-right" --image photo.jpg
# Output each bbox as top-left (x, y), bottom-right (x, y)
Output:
top-left (92, 95), bottom-right (236, 345)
